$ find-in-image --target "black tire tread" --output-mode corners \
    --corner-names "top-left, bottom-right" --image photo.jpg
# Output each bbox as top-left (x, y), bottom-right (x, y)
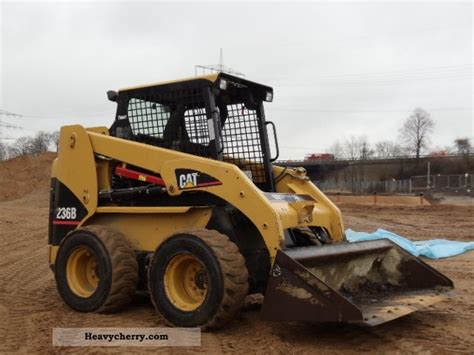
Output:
top-left (80, 225), bottom-right (138, 313)
top-left (150, 229), bottom-right (249, 330)
top-left (184, 229), bottom-right (249, 329)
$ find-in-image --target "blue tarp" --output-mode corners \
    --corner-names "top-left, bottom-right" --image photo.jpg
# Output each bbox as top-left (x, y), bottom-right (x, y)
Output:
top-left (346, 228), bottom-right (474, 259)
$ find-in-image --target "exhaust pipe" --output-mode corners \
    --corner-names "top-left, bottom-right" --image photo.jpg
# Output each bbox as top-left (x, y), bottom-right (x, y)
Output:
top-left (262, 239), bottom-right (453, 326)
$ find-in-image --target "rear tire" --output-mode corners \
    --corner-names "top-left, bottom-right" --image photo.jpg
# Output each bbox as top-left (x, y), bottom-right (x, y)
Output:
top-left (55, 225), bottom-right (138, 313)
top-left (148, 229), bottom-right (249, 329)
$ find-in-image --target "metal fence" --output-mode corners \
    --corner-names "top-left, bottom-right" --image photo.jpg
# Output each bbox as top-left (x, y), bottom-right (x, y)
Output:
top-left (278, 153), bottom-right (474, 166)
top-left (411, 174), bottom-right (473, 191)
top-left (316, 174), bottom-right (473, 194)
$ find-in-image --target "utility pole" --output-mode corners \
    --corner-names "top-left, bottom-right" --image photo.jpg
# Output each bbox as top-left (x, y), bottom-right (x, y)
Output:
top-left (427, 161), bottom-right (431, 189)
top-left (219, 48), bottom-right (223, 72)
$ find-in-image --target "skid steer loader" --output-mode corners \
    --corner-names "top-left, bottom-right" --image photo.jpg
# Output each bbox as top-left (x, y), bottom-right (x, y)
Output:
top-left (48, 73), bottom-right (453, 328)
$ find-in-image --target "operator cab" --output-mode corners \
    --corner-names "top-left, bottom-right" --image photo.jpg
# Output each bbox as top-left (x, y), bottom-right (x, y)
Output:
top-left (108, 73), bottom-right (278, 192)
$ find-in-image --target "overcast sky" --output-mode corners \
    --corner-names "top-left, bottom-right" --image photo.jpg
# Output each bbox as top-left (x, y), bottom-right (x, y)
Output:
top-left (1, 1), bottom-right (472, 159)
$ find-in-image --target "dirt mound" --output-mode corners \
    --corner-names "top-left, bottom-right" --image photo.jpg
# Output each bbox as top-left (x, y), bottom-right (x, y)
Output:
top-left (0, 153), bottom-right (55, 202)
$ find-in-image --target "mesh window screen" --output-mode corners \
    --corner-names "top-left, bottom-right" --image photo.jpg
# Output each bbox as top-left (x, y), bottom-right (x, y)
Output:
top-left (126, 88), bottom-right (212, 157)
top-left (222, 104), bottom-right (266, 183)
top-left (184, 107), bottom-right (210, 145)
top-left (128, 98), bottom-right (171, 138)
top-left (124, 85), bottom-right (268, 185)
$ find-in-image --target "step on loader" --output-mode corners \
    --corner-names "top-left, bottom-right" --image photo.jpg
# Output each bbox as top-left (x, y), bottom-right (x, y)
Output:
top-left (48, 73), bottom-right (453, 329)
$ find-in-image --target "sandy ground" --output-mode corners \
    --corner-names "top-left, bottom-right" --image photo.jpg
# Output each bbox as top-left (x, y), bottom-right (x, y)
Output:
top-left (328, 193), bottom-right (474, 207)
top-left (328, 194), bottom-right (431, 206)
top-left (0, 155), bottom-right (473, 353)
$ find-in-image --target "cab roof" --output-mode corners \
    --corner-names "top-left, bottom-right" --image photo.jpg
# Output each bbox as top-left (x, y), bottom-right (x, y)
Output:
top-left (118, 72), bottom-right (273, 95)
top-left (119, 73), bottom-right (220, 92)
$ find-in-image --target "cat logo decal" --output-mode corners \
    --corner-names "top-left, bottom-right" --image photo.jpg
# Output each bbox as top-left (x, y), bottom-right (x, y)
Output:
top-left (175, 169), bottom-right (222, 190)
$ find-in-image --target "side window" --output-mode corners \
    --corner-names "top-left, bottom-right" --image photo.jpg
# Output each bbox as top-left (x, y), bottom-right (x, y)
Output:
top-left (221, 104), bottom-right (266, 183)
top-left (127, 98), bottom-right (171, 138)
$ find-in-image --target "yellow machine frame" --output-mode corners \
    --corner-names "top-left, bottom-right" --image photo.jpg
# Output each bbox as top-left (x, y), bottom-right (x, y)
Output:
top-left (48, 125), bottom-right (344, 266)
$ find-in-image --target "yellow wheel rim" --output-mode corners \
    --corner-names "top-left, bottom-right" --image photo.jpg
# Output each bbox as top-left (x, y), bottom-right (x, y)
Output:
top-left (164, 254), bottom-right (208, 311)
top-left (66, 246), bottom-right (99, 298)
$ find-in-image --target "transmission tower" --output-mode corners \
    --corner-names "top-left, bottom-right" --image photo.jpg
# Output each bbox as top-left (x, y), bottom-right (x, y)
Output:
top-left (195, 48), bottom-right (245, 78)
top-left (0, 109), bottom-right (23, 143)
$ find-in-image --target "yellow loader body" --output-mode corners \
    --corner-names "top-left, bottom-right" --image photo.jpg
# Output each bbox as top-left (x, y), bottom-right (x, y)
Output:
top-left (48, 73), bottom-right (453, 328)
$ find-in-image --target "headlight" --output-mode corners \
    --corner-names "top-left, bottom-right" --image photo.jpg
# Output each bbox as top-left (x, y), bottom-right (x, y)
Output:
top-left (265, 91), bottom-right (273, 102)
top-left (219, 79), bottom-right (227, 90)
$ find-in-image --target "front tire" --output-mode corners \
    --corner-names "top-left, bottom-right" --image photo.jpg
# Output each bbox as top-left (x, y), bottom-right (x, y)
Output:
top-left (55, 225), bottom-right (138, 313)
top-left (148, 229), bottom-right (249, 329)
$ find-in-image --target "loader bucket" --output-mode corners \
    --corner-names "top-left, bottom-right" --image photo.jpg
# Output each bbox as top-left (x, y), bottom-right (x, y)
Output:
top-left (261, 239), bottom-right (454, 326)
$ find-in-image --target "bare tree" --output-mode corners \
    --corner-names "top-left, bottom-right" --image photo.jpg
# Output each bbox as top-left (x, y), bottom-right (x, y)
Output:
top-left (336, 136), bottom-right (373, 185)
top-left (49, 131), bottom-right (60, 151)
top-left (454, 138), bottom-right (471, 156)
top-left (375, 140), bottom-right (403, 158)
top-left (0, 141), bottom-right (7, 160)
top-left (399, 108), bottom-right (435, 159)
top-left (6, 131), bottom-right (57, 158)
top-left (343, 136), bottom-right (358, 160)
top-left (328, 141), bottom-right (344, 159)
top-left (30, 131), bottom-right (51, 154)
top-left (360, 140), bottom-right (374, 160)
top-left (11, 136), bottom-right (35, 156)
top-left (342, 135), bottom-right (373, 160)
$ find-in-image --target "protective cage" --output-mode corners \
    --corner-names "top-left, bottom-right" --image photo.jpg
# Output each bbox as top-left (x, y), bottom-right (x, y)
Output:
top-left (111, 75), bottom-right (275, 191)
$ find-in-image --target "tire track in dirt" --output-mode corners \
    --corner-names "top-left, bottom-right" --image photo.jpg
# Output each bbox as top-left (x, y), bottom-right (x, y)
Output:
top-left (1, 201), bottom-right (472, 353)
top-left (366, 310), bottom-right (473, 354)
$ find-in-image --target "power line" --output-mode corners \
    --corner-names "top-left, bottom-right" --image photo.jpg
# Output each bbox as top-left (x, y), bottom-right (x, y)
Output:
top-left (20, 111), bottom-right (113, 120)
top-left (0, 121), bottom-right (23, 129)
top-left (2, 109), bottom-right (114, 120)
top-left (0, 109), bottom-right (22, 118)
top-left (0, 110), bottom-right (24, 144)
top-left (270, 72), bottom-right (471, 88)
top-left (257, 64), bottom-right (472, 89)
top-left (265, 64), bottom-right (472, 81)
top-left (267, 107), bottom-right (472, 114)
